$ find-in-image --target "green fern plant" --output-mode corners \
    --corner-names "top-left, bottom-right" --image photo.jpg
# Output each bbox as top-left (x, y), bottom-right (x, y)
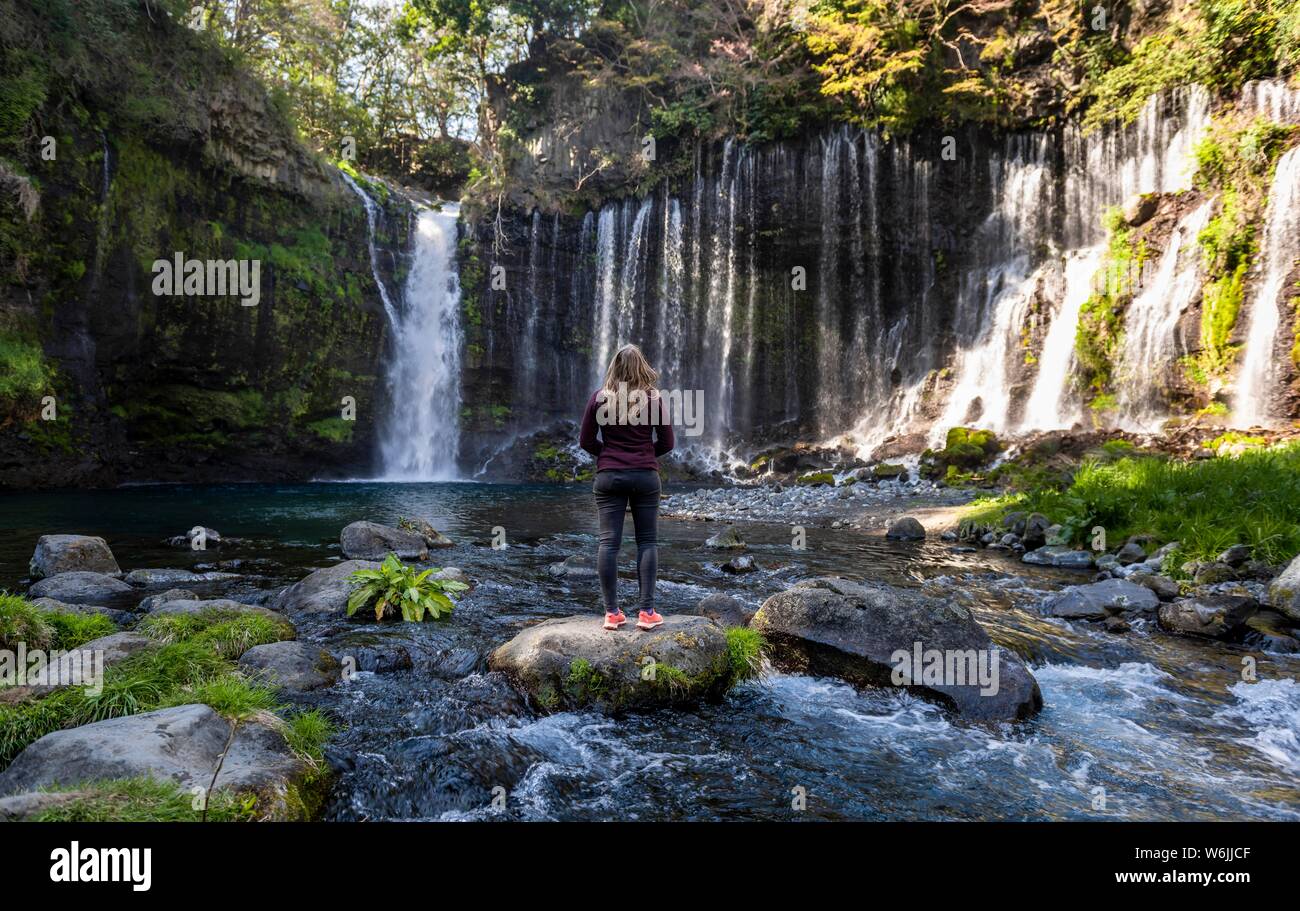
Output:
top-left (346, 554), bottom-right (468, 622)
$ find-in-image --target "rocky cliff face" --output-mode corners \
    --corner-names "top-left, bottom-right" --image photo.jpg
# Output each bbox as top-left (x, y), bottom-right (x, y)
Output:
top-left (0, 2), bottom-right (406, 487)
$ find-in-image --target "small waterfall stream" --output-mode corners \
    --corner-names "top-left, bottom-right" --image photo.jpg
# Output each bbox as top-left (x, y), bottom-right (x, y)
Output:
top-left (1234, 146), bottom-right (1300, 428)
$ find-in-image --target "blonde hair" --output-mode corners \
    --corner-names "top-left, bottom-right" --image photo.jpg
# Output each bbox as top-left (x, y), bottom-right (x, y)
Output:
top-left (601, 344), bottom-right (659, 395)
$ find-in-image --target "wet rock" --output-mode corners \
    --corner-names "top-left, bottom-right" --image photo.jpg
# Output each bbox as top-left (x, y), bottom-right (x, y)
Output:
top-left (685, 593), bottom-right (756, 628)
top-left (0, 704), bottom-right (315, 819)
top-left (720, 554), bottom-right (757, 574)
top-left (1193, 562), bottom-right (1238, 585)
top-left (433, 566), bottom-right (472, 589)
top-left (167, 527), bottom-right (221, 549)
top-left (546, 554), bottom-right (598, 579)
top-left (408, 673), bottom-right (527, 735)
top-left (489, 614), bottom-right (734, 713)
top-left (28, 571), bottom-right (133, 605)
top-left (1000, 533), bottom-right (1021, 547)
top-left (340, 520), bottom-right (428, 561)
top-left (1095, 554), bottom-right (1120, 572)
top-left (1116, 541), bottom-right (1147, 565)
top-left (1157, 595), bottom-right (1257, 640)
top-left (704, 526), bottom-right (746, 550)
top-left (1241, 610), bottom-right (1300, 653)
top-left (276, 560), bottom-right (379, 616)
top-left (429, 647), bottom-right (482, 679)
top-left (1022, 546), bottom-right (1094, 569)
top-left (239, 641), bottom-right (340, 692)
top-left (751, 577), bottom-right (1041, 722)
top-left (886, 516), bottom-right (926, 541)
top-left (1104, 616), bottom-right (1131, 634)
top-left (28, 597), bottom-right (134, 626)
top-left (124, 568), bottom-right (241, 586)
top-left (1128, 571), bottom-right (1181, 601)
top-left (1041, 579), bottom-right (1160, 619)
top-left (329, 635), bottom-right (414, 675)
top-left (29, 535), bottom-right (120, 580)
top-left (1122, 192), bottom-right (1158, 226)
top-left (398, 516), bottom-right (454, 549)
top-left (1218, 544), bottom-right (1251, 568)
top-left (137, 588), bottom-right (197, 612)
top-left (1021, 514), bottom-right (1052, 550)
top-left (1267, 554), bottom-right (1300, 622)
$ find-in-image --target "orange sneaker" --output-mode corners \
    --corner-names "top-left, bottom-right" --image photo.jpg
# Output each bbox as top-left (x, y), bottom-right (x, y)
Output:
top-left (603, 610), bottom-right (627, 630)
top-left (636, 609), bottom-right (664, 630)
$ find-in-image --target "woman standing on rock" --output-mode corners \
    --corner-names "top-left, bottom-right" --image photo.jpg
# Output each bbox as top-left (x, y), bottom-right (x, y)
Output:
top-left (579, 344), bottom-right (675, 631)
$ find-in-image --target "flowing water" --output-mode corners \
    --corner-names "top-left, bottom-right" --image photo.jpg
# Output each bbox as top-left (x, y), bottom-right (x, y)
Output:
top-left (377, 203), bottom-right (464, 480)
top-left (3, 483), bottom-right (1297, 821)
top-left (1234, 146), bottom-right (1300, 428)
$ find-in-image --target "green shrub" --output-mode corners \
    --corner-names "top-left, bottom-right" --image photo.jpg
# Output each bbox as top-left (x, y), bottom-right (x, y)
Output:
top-left (0, 332), bottom-right (52, 410)
top-left (726, 627), bottom-right (767, 684)
top-left (137, 608), bottom-right (291, 660)
top-left (346, 554), bottom-right (468, 622)
top-left (0, 593), bottom-right (54, 652)
top-left (42, 611), bottom-right (117, 649)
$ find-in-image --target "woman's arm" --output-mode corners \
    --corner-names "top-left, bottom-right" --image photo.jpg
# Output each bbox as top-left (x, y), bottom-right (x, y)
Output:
top-left (653, 411), bottom-right (675, 457)
top-left (579, 392), bottom-right (603, 457)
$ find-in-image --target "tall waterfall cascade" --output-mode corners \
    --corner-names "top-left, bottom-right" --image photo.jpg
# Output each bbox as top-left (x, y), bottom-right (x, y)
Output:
top-left (482, 81), bottom-right (1300, 464)
top-left (1233, 145), bottom-right (1300, 428)
top-left (343, 169), bottom-right (463, 480)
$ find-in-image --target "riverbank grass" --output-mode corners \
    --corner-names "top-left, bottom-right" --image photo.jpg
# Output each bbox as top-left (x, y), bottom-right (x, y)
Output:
top-left (964, 442), bottom-right (1300, 571)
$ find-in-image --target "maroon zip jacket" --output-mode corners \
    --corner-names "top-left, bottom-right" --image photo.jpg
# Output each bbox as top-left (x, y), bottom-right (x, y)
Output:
top-left (579, 389), bottom-right (675, 471)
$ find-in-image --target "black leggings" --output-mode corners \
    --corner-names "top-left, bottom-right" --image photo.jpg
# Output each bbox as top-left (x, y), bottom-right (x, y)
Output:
top-left (593, 469), bottom-right (661, 613)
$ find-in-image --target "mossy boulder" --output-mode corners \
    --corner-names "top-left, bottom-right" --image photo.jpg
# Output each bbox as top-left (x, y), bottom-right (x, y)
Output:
top-left (489, 615), bottom-right (742, 713)
top-left (796, 471), bottom-right (835, 487)
top-left (922, 427), bottom-right (1003, 478)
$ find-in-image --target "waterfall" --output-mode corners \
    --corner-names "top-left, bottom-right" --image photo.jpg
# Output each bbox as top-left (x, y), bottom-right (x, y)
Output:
top-left (340, 172), bottom-right (400, 325)
top-left (657, 196), bottom-right (685, 384)
top-left (1114, 200), bottom-right (1214, 431)
top-left (377, 204), bottom-right (464, 480)
top-left (592, 206), bottom-right (619, 384)
top-left (1020, 247), bottom-right (1106, 430)
top-left (1234, 146), bottom-right (1300, 428)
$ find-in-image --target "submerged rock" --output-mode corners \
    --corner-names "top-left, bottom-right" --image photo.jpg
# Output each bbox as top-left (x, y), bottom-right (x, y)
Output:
top-left (1041, 579), bottom-right (1159, 620)
top-left (28, 571), bottom-right (133, 605)
top-left (885, 516), bottom-right (926, 541)
top-left (239, 641), bottom-right (340, 692)
top-left (29, 535), bottom-right (120, 579)
top-left (546, 554), bottom-right (598, 579)
top-left (751, 577), bottom-right (1041, 722)
top-left (1267, 554), bottom-right (1300, 622)
top-left (0, 704), bottom-right (317, 819)
top-left (167, 527), bottom-right (221, 549)
top-left (1022, 546), bottom-right (1094, 569)
top-left (276, 560), bottom-right (378, 616)
top-left (1157, 595), bottom-right (1257, 639)
top-left (124, 568), bottom-right (241, 586)
top-left (720, 554), bottom-right (757, 574)
top-left (340, 520), bottom-right (428, 561)
top-left (489, 614), bottom-right (734, 713)
top-left (704, 526), bottom-right (746, 550)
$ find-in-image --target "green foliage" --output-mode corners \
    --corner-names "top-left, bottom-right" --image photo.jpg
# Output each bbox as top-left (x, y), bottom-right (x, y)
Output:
top-left (154, 674), bottom-right (280, 719)
top-left (725, 627), bottom-right (766, 684)
top-left (27, 777), bottom-right (257, 823)
top-left (796, 471), bottom-right (836, 486)
top-left (346, 554), bottom-right (468, 622)
top-left (965, 442), bottom-right (1300, 569)
top-left (283, 710), bottom-right (334, 763)
top-left (0, 332), bottom-right (52, 411)
top-left (137, 608), bottom-right (292, 660)
top-left (0, 593), bottom-right (54, 652)
top-left (923, 426), bottom-right (1002, 477)
top-left (305, 417), bottom-right (355, 443)
top-left (41, 611), bottom-right (117, 650)
top-left (1073, 207), bottom-right (1140, 400)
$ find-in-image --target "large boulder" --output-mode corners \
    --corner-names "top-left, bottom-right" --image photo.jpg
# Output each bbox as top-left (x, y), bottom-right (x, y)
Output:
top-left (275, 560), bottom-right (378, 616)
top-left (340, 521), bottom-right (428, 561)
top-left (28, 535), bottom-right (120, 579)
top-left (1041, 579), bottom-right (1160, 620)
top-left (1267, 554), bottom-right (1300, 622)
top-left (1158, 595), bottom-right (1257, 639)
top-left (489, 615), bottom-right (734, 713)
top-left (885, 516), bottom-right (926, 541)
top-left (28, 571), bottom-right (134, 605)
top-left (238, 641), bottom-right (340, 692)
top-left (137, 588), bottom-right (197, 612)
top-left (751, 577), bottom-right (1041, 721)
top-left (0, 704), bottom-right (316, 819)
